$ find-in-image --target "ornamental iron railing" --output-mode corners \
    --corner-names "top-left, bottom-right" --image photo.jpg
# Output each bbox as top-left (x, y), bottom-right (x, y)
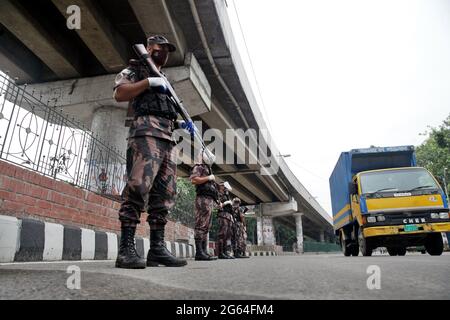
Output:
top-left (0, 72), bottom-right (126, 200)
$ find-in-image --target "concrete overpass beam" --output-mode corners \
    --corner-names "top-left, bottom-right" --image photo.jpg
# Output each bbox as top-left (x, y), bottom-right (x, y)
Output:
top-left (128, 0), bottom-right (186, 66)
top-left (51, 0), bottom-right (129, 73)
top-left (21, 54), bottom-right (211, 132)
top-left (260, 200), bottom-right (298, 218)
top-left (0, 0), bottom-right (79, 78)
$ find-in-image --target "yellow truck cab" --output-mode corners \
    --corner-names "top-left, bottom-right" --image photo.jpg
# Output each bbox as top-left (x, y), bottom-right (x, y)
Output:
top-left (330, 146), bottom-right (450, 256)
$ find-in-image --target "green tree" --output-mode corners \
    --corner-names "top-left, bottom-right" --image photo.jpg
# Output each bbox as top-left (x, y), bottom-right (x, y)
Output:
top-left (273, 220), bottom-right (297, 250)
top-left (171, 177), bottom-right (196, 227)
top-left (416, 114), bottom-right (450, 193)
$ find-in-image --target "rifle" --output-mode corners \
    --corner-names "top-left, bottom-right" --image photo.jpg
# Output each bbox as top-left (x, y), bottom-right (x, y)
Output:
top-left (132, 44), bottom-right (215, 164)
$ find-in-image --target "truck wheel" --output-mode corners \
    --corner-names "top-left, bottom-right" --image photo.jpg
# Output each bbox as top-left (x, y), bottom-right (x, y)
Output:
top-left (387, 247), bottom-right (398, 256)
top-left (341, 236), bottom-right (351, 256)
top-left (351, 244), bottom-right (359, 256)
top-left (397, 247), bottom-right (406, 256)
top-left (425, 233), bottom-right (444, 256)
top-left (358, 228), bottom-right (372, 256)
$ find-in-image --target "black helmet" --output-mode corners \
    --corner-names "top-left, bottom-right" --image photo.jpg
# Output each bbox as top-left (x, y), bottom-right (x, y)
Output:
top-left (147, 35), bottom-right (176, 52)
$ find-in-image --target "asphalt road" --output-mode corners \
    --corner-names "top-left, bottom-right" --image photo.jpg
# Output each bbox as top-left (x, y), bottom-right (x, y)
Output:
top-left (1, 253), bottom-right (449, 300)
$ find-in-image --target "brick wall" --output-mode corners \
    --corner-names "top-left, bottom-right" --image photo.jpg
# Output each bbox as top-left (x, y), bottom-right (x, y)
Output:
top-left (0, 160), bottom-right (194, 241)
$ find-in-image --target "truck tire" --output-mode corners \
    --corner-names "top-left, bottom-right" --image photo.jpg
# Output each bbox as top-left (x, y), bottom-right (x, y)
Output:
top-left (351, 244), bottom-right (359, 256)
top-left (425, 233), bottom-right (444, 256)
top-left (341, 236), bottom-right (351, 256)
top-left (358, 228), bottom-right (372, 256)
top-left (387, 247), bottom-right (398, 256)
top-left (397, 247), bottom-right (406, 256)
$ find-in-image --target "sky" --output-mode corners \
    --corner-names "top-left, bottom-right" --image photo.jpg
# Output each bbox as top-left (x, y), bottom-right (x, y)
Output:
top-left (227, 0), bottom-right (450, 216)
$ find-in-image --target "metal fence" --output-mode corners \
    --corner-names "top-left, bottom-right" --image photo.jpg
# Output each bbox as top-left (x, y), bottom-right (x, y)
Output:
top-left (303, 241), bottom-right (341, 253)
top-left (0, 72), bottom-right (126, 199)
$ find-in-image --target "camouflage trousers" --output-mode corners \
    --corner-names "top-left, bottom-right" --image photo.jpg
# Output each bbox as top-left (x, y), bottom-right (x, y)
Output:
top-left (194, 195), bottom-right (215, 241)
top-left (217, 212), bottom-right (233, 249)
top-left (118, 135), bottom-right (177, 230)
top-left (236, 222), bottom-right (247, 252)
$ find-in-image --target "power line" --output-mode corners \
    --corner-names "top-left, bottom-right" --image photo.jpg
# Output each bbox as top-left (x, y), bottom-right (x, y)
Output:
top-left (285, 158), bottom-right (328, 182)
top-left (231, 0), bottom-right (274, 133)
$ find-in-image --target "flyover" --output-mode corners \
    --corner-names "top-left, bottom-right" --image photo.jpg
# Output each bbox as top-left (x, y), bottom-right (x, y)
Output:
top-left (0, 0), bottom-right (334, 248)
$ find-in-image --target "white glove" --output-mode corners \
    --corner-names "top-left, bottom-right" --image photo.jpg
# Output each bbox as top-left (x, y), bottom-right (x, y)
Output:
top-left (222, 200), bottom-right (232, 206)
top-left (208, 174), bottom-right (215, 181)
top-left (147, 77), bottom-right (167, 92)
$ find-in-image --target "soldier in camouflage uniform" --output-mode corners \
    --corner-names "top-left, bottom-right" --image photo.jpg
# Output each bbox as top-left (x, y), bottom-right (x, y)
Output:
top-left (189, 151), bottom-right (218, 261)
top-left (217, 182), bottom-right (235, 259)
top-left (232, 198), bottom-right (250, 258)
top-left (113, 35), bottom-right (190, 269)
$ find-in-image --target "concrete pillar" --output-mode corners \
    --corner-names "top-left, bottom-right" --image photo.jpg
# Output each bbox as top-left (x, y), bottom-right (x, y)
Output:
top-left (294, 213), bottom-right (304, 254)
top-left (320, 230), bottom-right (326, 243)
top-left (256, 216), bottom-right (275, 246)
top-left (87, 106), bottom-right (128, 195)
top-left (90, 106), bottom-right (128, 154)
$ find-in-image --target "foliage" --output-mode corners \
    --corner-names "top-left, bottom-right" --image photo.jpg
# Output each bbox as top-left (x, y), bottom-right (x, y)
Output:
top-left (416, 114), bottom-right (450, 193)
top-left (171, 177), bottom-right (196, 228)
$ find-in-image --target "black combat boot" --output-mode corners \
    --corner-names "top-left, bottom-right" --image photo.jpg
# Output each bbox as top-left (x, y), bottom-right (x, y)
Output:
top-left (233, 249), bottom-right (244, 258)
top-left (227, 245), bottom-right (236, 259)
top-left (217, 243), bottom-right (230, 259)
top-left (147, 229), bottom-right (187, 267)
top-left (218, 243), bottom-right (232, 259)
top-left (115, 227), bottom-right (146, 269)
top-left (234, 249), bottom-right (249, 258)
top-left (202, 240), bottom-right (217, 260)
top-left (195, 240), bottom-right (215, 261)
top-left (240, 250), bottom-right (250, 258)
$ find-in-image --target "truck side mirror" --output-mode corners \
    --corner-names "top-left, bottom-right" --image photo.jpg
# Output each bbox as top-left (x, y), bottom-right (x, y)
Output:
top-left (349, 182), bottom-right (357, 195)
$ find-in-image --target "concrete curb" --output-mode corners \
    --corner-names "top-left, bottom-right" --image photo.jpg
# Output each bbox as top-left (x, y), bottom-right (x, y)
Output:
top-left (246, 251), bottom-right (278, 257)
top-left (0, 215), bottom-right (194, 263)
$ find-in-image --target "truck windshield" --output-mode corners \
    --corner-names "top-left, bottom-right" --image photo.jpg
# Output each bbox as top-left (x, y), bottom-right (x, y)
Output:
top-left (360, 168), bottom-right (440, 195)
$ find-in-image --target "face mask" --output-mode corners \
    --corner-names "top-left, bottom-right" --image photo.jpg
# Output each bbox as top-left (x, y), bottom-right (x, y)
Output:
top-left (151, 50), bottom-right (169, 66)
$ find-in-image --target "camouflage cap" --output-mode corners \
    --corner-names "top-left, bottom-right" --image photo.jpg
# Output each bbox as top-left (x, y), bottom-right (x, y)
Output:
top-left (147, 35), bottom-right (176, 52)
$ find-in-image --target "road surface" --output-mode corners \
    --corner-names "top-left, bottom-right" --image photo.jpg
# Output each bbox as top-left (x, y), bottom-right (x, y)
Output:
top-left (1, 253), bottom-right (449, 299)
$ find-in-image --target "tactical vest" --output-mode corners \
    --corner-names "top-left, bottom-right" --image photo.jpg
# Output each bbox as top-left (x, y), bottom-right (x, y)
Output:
top-left (194, 164), bottom-right (218, 200)
top-left (129, 60), bottom-right (178, 121)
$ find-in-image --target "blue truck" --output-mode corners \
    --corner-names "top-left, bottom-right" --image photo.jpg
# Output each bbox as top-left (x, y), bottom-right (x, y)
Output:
top-left (329, 145), bottom-right (450, 256)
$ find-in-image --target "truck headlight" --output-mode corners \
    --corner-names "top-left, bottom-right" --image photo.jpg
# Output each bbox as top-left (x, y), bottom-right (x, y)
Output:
top-left (376, 215), bottom-right (386, 222)
top-left (439, 212), bottom-right (449, 219)
top-left (367, 216), bottom-right (377, 223)
top-left (431, 213), bottom-right (439, 219)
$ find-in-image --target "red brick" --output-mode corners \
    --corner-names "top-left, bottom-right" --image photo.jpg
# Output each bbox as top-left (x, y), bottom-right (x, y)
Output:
top-left (0, 161), bottom-right (16, 177)
top-left (37, 199), bottom-right (52, 210)
top-left (28, 172), bottom-right (42, 186)
top-left (39, 177), bottom-right (54, 190)
top-left (1, 200), bottom-right (26, 213)
top-left (0, 190), bottom-right (16, 201)
top-left (16, 194), bottom-right (37, 207)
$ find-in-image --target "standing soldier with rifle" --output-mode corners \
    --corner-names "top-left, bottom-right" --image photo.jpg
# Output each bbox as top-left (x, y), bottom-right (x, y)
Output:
top-left (232, 198), bottom-right (250, 258)
top-left (190, 151), bottom-right (218, 261)
top-left (217, 182), bottom-right (235, 259)
top-left (113, 35), bottom-right (195, 269)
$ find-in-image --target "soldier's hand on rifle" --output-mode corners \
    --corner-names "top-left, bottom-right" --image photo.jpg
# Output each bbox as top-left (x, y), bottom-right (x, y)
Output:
top-left (147, 77), bottom-right (168, 93)
top-left (208, 174), bottom-right (215, 181)
top-left (180, 120), bottom-right (196, 137)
